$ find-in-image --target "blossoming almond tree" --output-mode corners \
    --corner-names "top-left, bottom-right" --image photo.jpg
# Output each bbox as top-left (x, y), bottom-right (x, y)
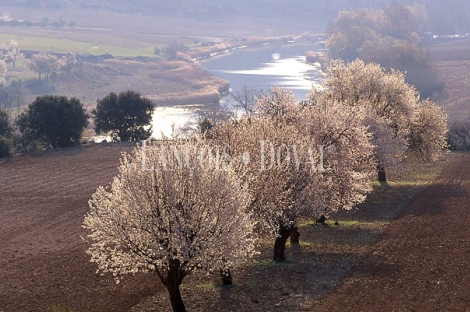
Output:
top-left (407, 99), bottom-right (448, 161)
top-left (213, 87), bottom-right (375, 261)
top-left (213, 114), bottom-right (318, 261)
top-left (3, 40), bottom-right (24, 70)
top-left (256, 87), bottom-right (375, 224)
top-left (299, 99), bottom-right (376, 219)
top-left (83, 140), bottom-right (255, 312)
top-left (316, 59), bottom-right (447, 181)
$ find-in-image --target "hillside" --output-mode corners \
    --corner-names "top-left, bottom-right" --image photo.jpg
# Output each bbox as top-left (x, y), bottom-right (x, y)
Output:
top-left (2, 0), bottom-right (469, 35)
top-left (428, 38), bottom-right (470, 121)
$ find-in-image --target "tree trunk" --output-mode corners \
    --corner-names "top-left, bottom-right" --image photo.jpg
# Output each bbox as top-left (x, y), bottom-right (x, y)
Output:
top-left (220, 269), bottom-right (233, 285)
top-left (163, 259), bottom-right (187, 312)
top-left (316, 215), bottom-right (326, 223)
top-left (377, 164), bottom-right (386, 182)
top-left (289, 226), bottom-right (300, 244)
top-left (273, 225), bottom-right (294, 262)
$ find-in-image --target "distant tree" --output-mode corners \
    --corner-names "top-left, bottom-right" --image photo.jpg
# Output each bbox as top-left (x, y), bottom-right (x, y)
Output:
top-left (83, 140), bottom-right (255, 312)
top-left (93, 90), bottom-right (155, 141)
top-left (0, 109), bottom-right (13, 138)
top-left (327, 3), bottom-right (427, 44)
top-left (52, 18), bottom-right (66, 28)
top-left (327, 25), bottom-right (380, 61)
top-left (22, 20), bottom-right (33, 27)
top-left (40, 16), bottom-right (49, 28)
top-left (0, 109), bottom-right (13, 158)
top-left (190, 102), bottom-right (233, 136)
top-left (0, 60), bottom-right (6, 82)
top-left (0, 80), bottom-right (27, 113)
top-left (448, 116), bottom-right (470, 151)
top-left (381, 1), bottom-right (427, 43)
top-left (316, 60), bottom-right (447, 181)
top-left (2, 39), bottom-right (25, 70)
top-left (58, 52), bottom-right (77, 74)
top-left (163, 42), bottom-right (189, 60)
top-left (326, 4), bottom-right (443, 97)
top-left (0, 134), bottom-right (13, 158)
top-left (229, 85), bottom-right (263, 114)
top-left (16, 95), bottom-right (89, 149)
top-left (28, 52), bottom-right (59, 79)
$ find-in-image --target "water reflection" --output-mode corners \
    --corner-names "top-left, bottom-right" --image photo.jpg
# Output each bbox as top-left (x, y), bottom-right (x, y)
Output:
top-left (151, 42), bottom-right (324, 138)
top-left (151, 105), bottom-right (201, 139)
top-left (213, 56), bottom-right (322, 91)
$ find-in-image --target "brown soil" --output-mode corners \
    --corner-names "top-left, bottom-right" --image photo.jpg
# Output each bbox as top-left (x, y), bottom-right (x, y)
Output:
top-left (0, 143), bottom-right (160, 312)
top-left (312, 152), bottom-right (470, 311)
top-left (1, 143), bottom-right (468, 312)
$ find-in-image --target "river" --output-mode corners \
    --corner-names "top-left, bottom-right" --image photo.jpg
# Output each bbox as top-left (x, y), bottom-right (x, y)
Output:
top-left (151, 40), bottom-right (324, 139)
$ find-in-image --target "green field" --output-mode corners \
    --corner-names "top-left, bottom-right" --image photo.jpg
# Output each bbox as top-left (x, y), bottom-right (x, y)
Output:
top-left (0, 32), bottom-right (157, 57)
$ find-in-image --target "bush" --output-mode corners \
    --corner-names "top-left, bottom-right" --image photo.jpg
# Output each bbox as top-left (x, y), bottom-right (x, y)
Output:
top-left (0, 109), bottom-right (13, 138)
top-left (448, 117), bottom-right (470, 150)
top-left (0, 135), bottom-right (13, 158)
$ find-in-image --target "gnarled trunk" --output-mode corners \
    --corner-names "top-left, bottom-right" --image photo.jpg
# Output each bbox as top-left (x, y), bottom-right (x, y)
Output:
top-left (163, 259), bottom-right (187, 312)
top-left (289, 226), bottom-right (300, 244)
top-left (220, 268), bottom-right (233, 285)
top-left (273, 225), bottom-right (294, 262)
top-left (377, 163), bottom-right (386, 182)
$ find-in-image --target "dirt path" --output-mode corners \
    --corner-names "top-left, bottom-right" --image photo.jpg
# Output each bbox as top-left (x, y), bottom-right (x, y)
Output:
top-left (312, 152), bottom-right (470, 311)
top-left (0, 143), bottom-right (159, 312)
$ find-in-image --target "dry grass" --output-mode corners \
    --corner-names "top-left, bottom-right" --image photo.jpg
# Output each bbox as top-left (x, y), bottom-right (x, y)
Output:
top-left (40, 58), bottom-right (230, 109)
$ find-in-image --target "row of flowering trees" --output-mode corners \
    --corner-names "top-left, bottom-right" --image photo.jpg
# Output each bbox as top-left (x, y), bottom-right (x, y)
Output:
top-left (27, 51), bottom-right (77, 79)
top-left (0, 39), bottom-right (77, 81)
top-left (83, 59), bottom-right (448, 312)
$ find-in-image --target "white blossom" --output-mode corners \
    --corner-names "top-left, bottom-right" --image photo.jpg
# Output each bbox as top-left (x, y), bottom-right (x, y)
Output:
top-left (83, 140), bottom-right (256, 310)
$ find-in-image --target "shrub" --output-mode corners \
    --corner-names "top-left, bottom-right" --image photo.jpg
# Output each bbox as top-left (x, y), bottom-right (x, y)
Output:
top-left (0, 135), bottom-right (13, 158)
top-left (0, 109), bottom-right (13, 138)
top-left (448, 117), bottom-right (470, 151)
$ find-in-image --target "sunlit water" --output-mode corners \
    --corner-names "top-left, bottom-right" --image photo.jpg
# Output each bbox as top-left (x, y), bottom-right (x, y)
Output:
top-left (151, 105), bottom-right (202, 139)
top-left (212, 56), bottom-right (322, 92)
top-left (151, 42), bottom-right (324, 138)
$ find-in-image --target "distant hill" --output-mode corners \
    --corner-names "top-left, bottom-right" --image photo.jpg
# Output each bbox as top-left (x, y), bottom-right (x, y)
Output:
top-left (0, 1), bottom-right (410, 19)
top-left (3, 0), bottom-right (469, 35)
